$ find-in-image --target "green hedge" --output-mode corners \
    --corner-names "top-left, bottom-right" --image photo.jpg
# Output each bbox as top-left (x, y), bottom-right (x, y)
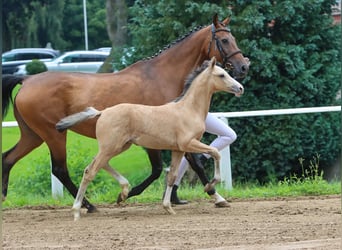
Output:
top-left (25, 59), bottom-right (47, 75)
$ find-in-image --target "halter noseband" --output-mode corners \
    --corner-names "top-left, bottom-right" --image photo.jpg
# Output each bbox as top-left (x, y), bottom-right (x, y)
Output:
top-left (207, 24), bottom-right (242, 70)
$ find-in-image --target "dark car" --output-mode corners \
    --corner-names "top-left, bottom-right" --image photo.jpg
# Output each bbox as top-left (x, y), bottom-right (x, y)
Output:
top-left (2, 48), bottom-right (60, 74)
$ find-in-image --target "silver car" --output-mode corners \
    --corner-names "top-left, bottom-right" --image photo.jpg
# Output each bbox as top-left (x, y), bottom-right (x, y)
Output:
top-left (14, 50), bottom-right (109, 75)
top-left (2, 48), bottom-right (60, 74)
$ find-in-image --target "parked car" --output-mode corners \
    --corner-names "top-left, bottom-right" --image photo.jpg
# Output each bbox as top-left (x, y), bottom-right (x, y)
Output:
top-left (14, 50), bottom-right (110, 75)
top-left (2, 48), bottom-right (60, 74)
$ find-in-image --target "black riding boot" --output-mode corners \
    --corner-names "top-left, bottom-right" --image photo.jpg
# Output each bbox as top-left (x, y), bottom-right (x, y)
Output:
top-left (171, 185), bottom-right (188, 205)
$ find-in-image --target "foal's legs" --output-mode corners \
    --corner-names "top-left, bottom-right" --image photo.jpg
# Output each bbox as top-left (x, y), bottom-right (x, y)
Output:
top-left (118, 149), bottom-right (163, 203)
top-left (183, 140), bottom-right (221, 192)
top-left (73, 154), bottom-right (111, 221)
top-left (185, 153), bottom-right (228, 207)
top-left (103, 163), bottom-right (129, 202)
top-left (163, 151), bottom-right (184, 215)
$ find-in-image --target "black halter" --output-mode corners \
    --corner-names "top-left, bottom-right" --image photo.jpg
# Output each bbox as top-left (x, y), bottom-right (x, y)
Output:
top-left (207, 24), bottom-right (242, 70)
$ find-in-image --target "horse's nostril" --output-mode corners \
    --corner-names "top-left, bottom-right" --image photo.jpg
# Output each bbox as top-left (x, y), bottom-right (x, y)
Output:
top-left (241, 64), bottom-right (248, 73)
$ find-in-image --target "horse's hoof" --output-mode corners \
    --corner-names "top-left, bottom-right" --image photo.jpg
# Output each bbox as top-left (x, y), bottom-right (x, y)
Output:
top-left (87, 205), bottom-right (97, 213)
top-left (2, 194), bottom-right (6, 202)
top-left (215, 200), bottom-right (231, 208)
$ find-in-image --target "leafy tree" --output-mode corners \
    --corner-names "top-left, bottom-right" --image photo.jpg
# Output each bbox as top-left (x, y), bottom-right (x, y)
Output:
top-left (3, 0), bottom-right (110, 51)
top-left (62, 0), bottom-right (110, 50)
top-left (3, 0), bottom-right (66, 51)
top-left (98, 0), bottom-right (129, 73)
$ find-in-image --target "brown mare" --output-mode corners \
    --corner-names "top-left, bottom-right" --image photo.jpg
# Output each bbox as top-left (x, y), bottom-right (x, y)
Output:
top-left (56, 58), bottom-right (244, 220)
top-left (2, 14), bottom-right (249, 212)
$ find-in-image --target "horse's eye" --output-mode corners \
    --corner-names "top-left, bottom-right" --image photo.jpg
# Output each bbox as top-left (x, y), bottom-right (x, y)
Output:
top-left (219, 74), bottom-right (225, 78)
top-left (222, 39), bottom-right (229, 44)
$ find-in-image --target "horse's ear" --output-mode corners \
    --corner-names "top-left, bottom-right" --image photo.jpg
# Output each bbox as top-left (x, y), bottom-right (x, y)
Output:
top-left (210, 57), bottom-right (216, 69)
top-left (222, 17), bottom-right (231, 26)
top-left (212, 13), bottom-right (219, 27)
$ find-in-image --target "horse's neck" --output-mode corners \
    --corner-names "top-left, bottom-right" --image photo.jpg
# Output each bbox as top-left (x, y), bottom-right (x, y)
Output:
top-left (178, 77), bottom-right (214, 120)
top-left (127, 28), bottom-right (210, 99)
top-left (154, 28), bottom-right (209, 75)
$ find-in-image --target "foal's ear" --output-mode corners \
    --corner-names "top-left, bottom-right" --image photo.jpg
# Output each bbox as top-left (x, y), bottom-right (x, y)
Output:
top-left (210, 57), bottom-right (217, 69)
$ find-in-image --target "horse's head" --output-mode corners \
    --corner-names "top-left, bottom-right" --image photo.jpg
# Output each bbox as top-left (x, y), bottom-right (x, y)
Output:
top-left (207, 57), bottom-right (244, 97)
top-left (207, 14), bottom-right (249, 80)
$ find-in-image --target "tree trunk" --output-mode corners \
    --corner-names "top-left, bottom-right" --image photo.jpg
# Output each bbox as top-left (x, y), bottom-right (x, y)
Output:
top-left (98, 0), bottom-right (128, 73)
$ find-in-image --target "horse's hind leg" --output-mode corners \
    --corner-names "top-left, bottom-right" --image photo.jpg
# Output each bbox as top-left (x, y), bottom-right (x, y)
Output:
top-left (2, 142), bottom-right (43, 201)
top-left (103, 163), bottom-right (129, 202)
top-left (2, 114), bottom-right (44, 201)
top-left (121, 149), bottom-right (163, 202)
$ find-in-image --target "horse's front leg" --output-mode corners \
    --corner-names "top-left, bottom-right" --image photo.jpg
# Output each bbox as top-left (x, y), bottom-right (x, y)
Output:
top-left (163, 151), bottom-right (184, 215)
top-left (119, 149), bottom-right (163, 203)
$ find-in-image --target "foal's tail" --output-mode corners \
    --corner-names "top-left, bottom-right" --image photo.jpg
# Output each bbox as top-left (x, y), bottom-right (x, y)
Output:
top-left (56, 107), bottom-right (102, 132)
top-left (2, 75), bottom-right (27, 118)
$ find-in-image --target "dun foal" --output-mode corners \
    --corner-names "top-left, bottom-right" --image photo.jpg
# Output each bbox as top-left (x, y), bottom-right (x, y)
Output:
top-left (56, 57), bottom-right (244, 220)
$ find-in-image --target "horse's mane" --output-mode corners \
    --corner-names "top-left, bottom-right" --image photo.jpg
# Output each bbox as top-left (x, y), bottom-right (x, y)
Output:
top-left (173, 60), bottom-right (210, 103)
top-left (143, 26), bottom-right (204, 61)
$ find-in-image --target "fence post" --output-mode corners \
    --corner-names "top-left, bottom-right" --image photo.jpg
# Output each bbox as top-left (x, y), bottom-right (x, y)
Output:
top-left (50, 160), bottom-right (64, 199)
top-left (218, 117), bottom-right (233, 190)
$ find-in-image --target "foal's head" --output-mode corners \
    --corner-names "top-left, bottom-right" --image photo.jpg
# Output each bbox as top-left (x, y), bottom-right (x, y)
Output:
top-left (206, 57), bottom-right (244, 97)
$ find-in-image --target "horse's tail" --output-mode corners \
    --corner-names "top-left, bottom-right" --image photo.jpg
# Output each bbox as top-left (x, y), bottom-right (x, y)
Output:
top-left (56, 107), bottom-right (102, 132)
top-left (2, 75), bottom-right (26, 118)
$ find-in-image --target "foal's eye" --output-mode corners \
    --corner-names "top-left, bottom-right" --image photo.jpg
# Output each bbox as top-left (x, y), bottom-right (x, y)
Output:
top-left (219, 74), bottom-right (225, 78)
top-left (222, 39), bottom-right (229, 44)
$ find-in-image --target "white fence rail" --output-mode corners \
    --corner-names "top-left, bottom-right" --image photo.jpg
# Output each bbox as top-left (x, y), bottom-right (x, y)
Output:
top-left (3, 106), bottom-right (341, 197)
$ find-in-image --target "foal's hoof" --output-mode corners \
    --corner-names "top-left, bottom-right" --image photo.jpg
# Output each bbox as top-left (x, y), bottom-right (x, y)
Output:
top-left (164, 206), bottom-right (176, 215)
top-left (215, 200), bottom-right (231, 208)
top-left (116, 192), bottom-right (127, 204)
top-left (204, 183), bottom-right (214, 193)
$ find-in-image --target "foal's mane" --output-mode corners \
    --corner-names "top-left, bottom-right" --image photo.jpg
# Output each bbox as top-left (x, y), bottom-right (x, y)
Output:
top-left (173, 60), bottom-right (210, 103)
top-left (143, 26), bottom-right (204, 61)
